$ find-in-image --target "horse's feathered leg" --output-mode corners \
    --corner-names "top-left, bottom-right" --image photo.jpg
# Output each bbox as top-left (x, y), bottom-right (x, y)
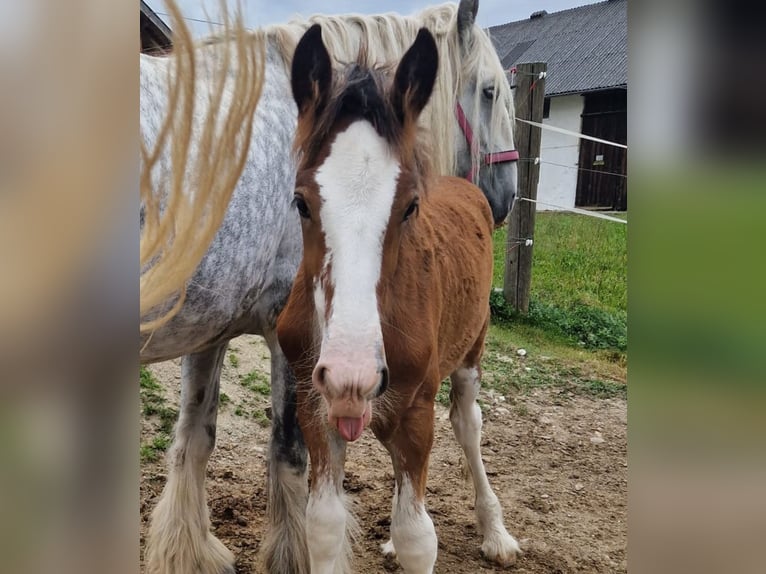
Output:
top-left (383, 395), bottom-right (439, 574)
top-left (298, 390), bottom-right (356, 574)
top-left (145, 343), bottom-right (234, 574)
top-left (262, 330), bottom-right (310, 574)
top-left (449, 356), bottom-right (520, 567)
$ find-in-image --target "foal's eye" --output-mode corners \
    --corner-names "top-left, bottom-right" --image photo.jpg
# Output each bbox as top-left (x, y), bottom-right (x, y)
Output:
top-left (403, 199), bottom-right (419, 222)
top-left (293, 195), bottom-right (310, 219)
top-left (482, 86), bottom-right (495, 101)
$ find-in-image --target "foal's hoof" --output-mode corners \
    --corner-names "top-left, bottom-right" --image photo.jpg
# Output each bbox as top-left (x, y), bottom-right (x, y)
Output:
top-left (481, 530), bottom-right (521, 567)
top-left (380, 538), bottom-right (396, 557)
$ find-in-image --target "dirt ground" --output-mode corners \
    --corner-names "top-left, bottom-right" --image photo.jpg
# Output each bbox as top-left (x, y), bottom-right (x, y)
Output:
top-left (140, 334), bottom-right (627, 573)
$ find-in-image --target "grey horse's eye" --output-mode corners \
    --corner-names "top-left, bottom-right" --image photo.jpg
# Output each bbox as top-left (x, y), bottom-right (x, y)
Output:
top-left (482, 86), bottom-right (495, 101)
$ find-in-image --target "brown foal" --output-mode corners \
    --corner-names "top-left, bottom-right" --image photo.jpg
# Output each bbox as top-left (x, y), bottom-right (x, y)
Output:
top-left (276, 24), bottom-right (520, 574)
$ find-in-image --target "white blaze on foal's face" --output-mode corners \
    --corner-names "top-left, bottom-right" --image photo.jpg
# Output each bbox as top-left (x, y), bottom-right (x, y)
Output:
top-left (311, 120), bottom-right (399, 442)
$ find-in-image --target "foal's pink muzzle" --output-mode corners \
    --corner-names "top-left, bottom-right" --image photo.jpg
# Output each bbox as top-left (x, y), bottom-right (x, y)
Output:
top-left (312, 348), bottom-right (388, 442)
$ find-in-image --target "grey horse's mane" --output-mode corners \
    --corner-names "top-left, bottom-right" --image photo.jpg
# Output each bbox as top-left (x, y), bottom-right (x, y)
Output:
top-left (206, 3), bottom-right (513, 177)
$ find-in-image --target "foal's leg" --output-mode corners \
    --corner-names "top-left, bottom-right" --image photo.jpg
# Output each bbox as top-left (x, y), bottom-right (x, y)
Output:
top-left (261, 329), bottom-right (310, 574)
top-left (145, 343), bottom-right (233, 574)
top-left (383, 400), bottom-right (439, 574)
top-left (449, 363), bottom-right (521, 566)
top-left (300, 402), bottom-right (355, 574)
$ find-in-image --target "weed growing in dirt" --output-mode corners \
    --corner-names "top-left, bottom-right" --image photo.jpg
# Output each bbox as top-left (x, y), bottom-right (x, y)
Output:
top-left (241, 371), bottom-right (271, 396)
top-left (251, 409), bottom-right (271, 428)
top-left (219, 392), bottom-right (231, 405)
top-left (512, 361), bottom-right (561, 393)
top-left (140, 367), bottom-right (176, 461)
top-left (140, 366), bottom-right (178, 435)
top-left (577, 379), bottom-right (627, 399)
top-left (234, 406), bottom-right (245, 416)
top-left (141, 439), bottom-right (169, 463)
top-left (478, 326), bottom-right (626, 402)
top-left (140, 445), bottom-right (153, 462)
top-left (479, 332), bottom-right (521, 396)
top-left (436, 380), bottom-right (451, 406)
top-left (229, 353), bottom-right (239, 368)
top-left (140, 365), bottom-right (157, 390)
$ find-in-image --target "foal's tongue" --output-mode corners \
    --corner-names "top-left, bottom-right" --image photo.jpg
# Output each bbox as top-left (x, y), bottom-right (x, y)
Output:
top-left (337, 416), bottom-right (365, 442)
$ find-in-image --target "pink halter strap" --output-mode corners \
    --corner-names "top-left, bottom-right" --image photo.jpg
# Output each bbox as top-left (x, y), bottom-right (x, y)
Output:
top-left (455, 102), bottom-right (520, 183)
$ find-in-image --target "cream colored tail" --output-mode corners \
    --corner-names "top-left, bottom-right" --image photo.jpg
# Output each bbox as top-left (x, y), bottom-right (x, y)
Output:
top-left (140, 1), bottom-right (265, 334)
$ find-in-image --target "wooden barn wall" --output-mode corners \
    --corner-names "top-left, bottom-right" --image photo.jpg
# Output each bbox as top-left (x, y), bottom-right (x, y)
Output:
top-left (575, 89), bottom-right (627, 211)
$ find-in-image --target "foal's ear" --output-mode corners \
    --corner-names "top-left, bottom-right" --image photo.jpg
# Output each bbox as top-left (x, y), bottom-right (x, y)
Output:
top-left (392, 28), bottom-right (438, 125)
top-left (291, 24), bottom-right (332, 114)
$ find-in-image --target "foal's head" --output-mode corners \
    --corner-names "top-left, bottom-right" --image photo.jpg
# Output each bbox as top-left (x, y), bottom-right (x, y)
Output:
top-left (286, 25), bottom-right (437, 442)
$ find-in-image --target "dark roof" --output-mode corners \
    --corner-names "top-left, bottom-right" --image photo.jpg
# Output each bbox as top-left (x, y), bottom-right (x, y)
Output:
top-left (140, 0), bottom-right (172, 54)
top-left (488, 0), bottom-right (626, 96)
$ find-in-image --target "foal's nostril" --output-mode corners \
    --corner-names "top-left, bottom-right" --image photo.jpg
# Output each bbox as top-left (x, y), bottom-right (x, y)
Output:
top-left (375, 366), bottom-right (390, 397)
top-left (313, 365), bottom-right (328, 389)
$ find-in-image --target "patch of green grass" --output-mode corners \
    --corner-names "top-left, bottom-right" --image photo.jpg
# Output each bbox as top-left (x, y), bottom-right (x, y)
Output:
top-left (140, 432), bottom-right (171, 463)
top-left (426, 323), bottom-right (626, 409)
top-left (140, 444), bottom-right (158, 463)
top-left (234, 406), bottom-right (245, 417)
top-left (479, 323), bottom-right (626, 401)
top-left (219, 392), bottom-right (231, 405)
top-left (576, 379), bottom-right (627, 399)
top-left (240, 371), bottom-right (271, 395)
top-left (499, 354), bottom-right (624, 400)
top-left (140, 366), bottom-right (161, 391)
top-left (157, 407), bottom-right (178, 434)
top-left (229, 353), bottom-right (239, 368)
top-left (252, 409), bottom-right (271, 428)
top-left (490, 213), bottom-right (627, 353)
top-left (510, 359), bottom-right (562, 393)
top-left (251, 382), bottom-right (271, 395)
top-left (140, 366), bottom-right (178, 435)
top-left (515, 403), bottom-right (529, 417)
top-left (490, 291), bottom-right (627, 352)
top-left (493, 213), bottom-right (627, 314)
top-left (151, 433), bottom-right (171, 450)
top-left (141, 395), bottom-right (177, 435)
top-left (435, 380), bottom-right (451, 407)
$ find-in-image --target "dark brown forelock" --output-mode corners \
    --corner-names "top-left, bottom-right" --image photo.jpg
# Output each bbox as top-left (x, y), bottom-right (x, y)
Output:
top-left (293, 60), bottom-right (431, 187)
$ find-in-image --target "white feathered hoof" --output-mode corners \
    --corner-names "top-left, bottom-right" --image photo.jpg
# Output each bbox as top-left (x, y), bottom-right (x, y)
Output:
top-left (480, 529), bottom-right (521, 567)
top-left (145, 531), bottom-right (236, 574)
top-left (380, 538), bottom-right (396, 557)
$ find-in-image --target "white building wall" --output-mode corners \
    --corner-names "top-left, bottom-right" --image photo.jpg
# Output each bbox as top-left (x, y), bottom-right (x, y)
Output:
top-left (536, 94), bottom-right (584, 211)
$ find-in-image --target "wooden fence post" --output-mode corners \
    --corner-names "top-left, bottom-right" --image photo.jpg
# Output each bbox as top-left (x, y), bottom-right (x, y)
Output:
top-left (503, 62), bottom-right (547, 313)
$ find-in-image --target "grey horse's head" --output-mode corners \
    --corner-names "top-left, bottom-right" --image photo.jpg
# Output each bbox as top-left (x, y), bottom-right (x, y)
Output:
top-left (453, 0), bottom-right (518, 225)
